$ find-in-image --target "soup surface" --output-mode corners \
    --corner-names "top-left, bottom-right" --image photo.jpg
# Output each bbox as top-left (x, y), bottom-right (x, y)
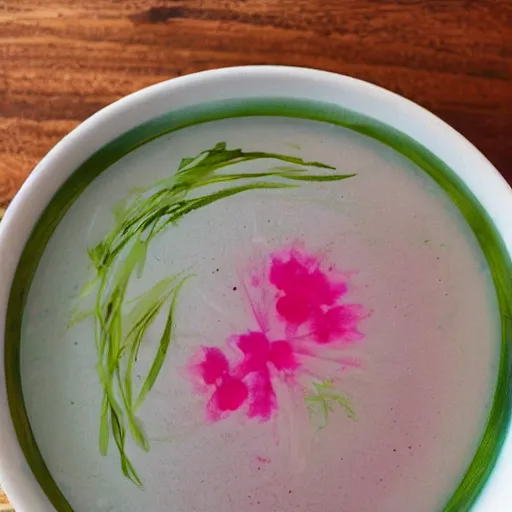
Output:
top-left (20, 115), bottom-right (500, 511)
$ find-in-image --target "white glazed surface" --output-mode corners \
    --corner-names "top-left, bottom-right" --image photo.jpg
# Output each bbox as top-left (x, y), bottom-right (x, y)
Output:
top-left (0, 66), bottom-right (511, 512)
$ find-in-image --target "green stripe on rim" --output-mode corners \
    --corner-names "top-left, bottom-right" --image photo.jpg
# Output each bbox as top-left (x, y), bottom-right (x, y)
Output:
top-left (5, 98), bottom-right (512, 512)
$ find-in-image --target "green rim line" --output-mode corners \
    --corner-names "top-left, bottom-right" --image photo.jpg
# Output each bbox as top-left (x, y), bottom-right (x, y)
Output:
top-left (4, 98), bottom-right (512, 512)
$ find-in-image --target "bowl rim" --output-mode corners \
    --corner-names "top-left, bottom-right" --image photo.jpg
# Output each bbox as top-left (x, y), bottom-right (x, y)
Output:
top-left (1, 65), bottom-right (511, 511)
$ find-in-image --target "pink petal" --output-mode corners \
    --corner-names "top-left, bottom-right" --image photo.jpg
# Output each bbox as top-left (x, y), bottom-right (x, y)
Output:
top-left (269, 340), bottom-right (299, 371)
top-left (246, 370), bottom-right (276, 421)
top-left (199, 347), bottom-right (230, 385)
top-left (213, 375), bottom-right (249, 413)
top-left (310, 304), bottom-right (365, 344)
top-left (236, 331), bottom-right (270, 374)
top-left (275, 294), bottom-right (314, 325)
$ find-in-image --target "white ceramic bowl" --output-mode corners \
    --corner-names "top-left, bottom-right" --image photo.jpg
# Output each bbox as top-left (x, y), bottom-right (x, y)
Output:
top-left (1, 66), bottom-right (511, 511)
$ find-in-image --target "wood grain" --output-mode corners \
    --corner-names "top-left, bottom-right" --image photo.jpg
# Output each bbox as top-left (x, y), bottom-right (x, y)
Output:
top-left (0, 0), bottom-right (511, 208)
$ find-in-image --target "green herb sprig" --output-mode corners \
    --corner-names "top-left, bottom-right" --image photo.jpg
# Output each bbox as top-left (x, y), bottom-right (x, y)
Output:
top-left (305, 379), bottom-right (357, 430)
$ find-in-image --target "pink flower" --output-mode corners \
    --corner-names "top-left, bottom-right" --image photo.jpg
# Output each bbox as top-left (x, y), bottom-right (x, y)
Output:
top-left (192, 333), bottom-right (301, 422)
top-left (270, 249), bottom-right (348, 328)
top-left (270, 248), bottom-right (364, 346)
top-left (188, 246), bottom-right (367, 424)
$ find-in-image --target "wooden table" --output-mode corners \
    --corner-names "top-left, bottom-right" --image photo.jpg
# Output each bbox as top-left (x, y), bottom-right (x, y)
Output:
top-left (0, 0), bottom-right (511, 212)
top-left (0, 0), bottom-right (511, 508)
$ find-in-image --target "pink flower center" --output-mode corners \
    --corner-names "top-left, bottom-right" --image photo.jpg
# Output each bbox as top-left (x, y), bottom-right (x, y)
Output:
top-left (236, 332), bottom-right (298, 374)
